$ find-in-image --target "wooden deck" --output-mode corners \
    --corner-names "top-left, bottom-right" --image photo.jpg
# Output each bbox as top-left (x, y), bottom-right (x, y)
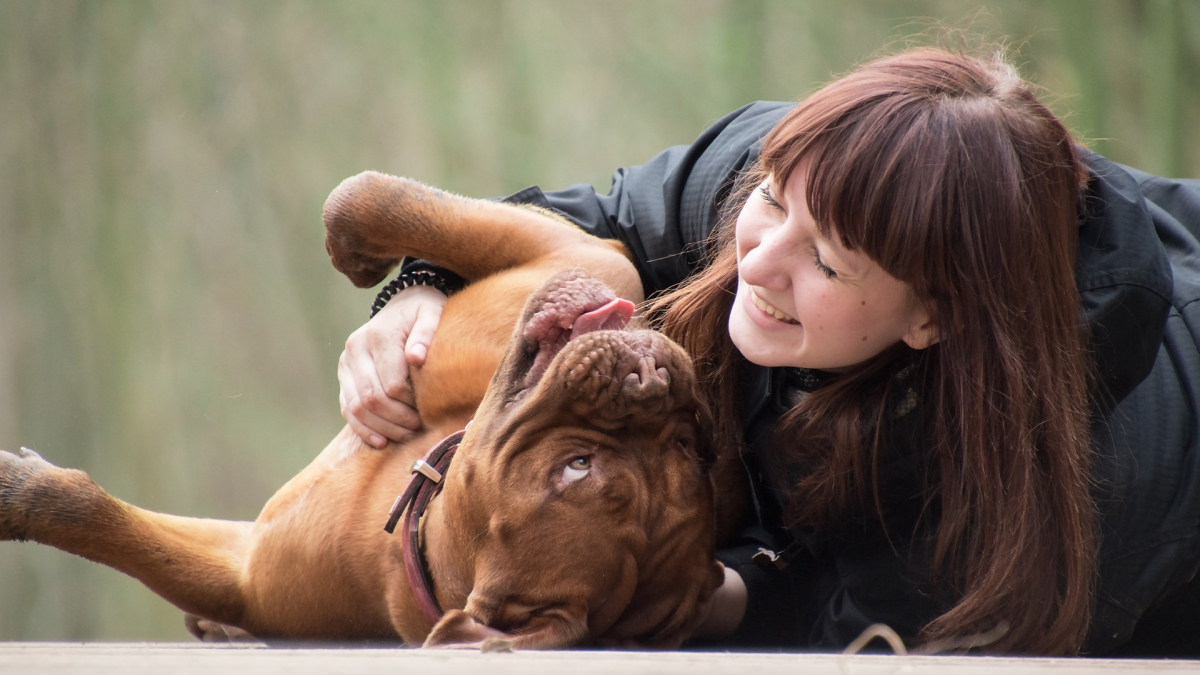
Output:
top-left (2, 643), bottom-right (1199, 675)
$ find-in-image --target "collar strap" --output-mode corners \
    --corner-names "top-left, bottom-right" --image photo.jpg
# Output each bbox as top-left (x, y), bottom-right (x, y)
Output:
top-left (383, 428), bottom-right (466, 625)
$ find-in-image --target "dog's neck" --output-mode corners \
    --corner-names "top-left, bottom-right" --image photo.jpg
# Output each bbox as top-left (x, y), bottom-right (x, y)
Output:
top-left (403, 341), bottom-right (498, 633)
top-left (412, 428), bottom-right (477, 625)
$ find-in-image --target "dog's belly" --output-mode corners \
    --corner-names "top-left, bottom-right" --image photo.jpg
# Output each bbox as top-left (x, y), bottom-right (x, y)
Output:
top-left (238, 426), bottom-right (424, 640)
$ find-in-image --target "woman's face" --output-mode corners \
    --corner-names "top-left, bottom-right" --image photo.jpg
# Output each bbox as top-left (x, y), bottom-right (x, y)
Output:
top-left (729, 172), bottom-right (936, 371)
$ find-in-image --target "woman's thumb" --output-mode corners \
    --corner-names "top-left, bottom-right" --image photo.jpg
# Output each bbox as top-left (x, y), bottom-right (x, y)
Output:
top-left (405, 306), bottom-right (443, 366)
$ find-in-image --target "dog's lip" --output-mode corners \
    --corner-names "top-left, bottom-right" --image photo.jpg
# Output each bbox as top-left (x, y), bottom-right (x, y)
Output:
top-left (519, 300), bottom-right (635, 394)
top-left (506, 326), bottom-right (682, 414)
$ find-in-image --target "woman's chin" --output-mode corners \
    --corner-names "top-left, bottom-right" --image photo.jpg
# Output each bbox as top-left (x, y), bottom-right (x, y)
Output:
top-left (728, 308), bottom-right (800, 368)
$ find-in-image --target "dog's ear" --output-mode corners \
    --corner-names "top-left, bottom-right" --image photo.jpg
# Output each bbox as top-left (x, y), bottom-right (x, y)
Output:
top-left (423, 609), bottom-right (508, 649)
top-left (424, 604), bottom-right (589, 650)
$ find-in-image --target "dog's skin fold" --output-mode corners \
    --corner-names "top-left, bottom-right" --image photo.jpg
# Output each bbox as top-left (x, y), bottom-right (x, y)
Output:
top-left (0, 172), bottom-right (730, 648)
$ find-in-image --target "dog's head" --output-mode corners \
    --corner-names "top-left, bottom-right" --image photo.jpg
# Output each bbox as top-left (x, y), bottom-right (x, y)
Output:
top-left (426, 270), bottom-right (722, 649)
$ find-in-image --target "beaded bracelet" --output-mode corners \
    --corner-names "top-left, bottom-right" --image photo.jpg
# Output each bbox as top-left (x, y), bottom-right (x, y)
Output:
top-left (369, 262), bottom-right (466, 318)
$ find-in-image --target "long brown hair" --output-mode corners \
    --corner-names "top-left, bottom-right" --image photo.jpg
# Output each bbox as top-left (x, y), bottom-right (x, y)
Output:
top-left (649, 48), bottom-right (1094, 654)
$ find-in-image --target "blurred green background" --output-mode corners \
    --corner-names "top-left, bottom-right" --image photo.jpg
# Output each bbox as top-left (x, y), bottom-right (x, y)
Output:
top-left (0, 0), bottom-right (1197, 641)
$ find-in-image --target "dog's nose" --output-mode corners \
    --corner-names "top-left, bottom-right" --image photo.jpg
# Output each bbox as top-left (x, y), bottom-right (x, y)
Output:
top-left (621, 359), bottom-right (670, 400)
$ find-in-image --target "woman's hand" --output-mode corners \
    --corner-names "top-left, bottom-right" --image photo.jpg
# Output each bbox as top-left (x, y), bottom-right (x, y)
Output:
top-left (338, 285), bottom-right (447, 448)
top-left (692, 564), bottom-right (747, 640)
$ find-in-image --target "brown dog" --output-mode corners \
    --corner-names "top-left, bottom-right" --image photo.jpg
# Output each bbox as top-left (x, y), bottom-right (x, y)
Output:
top-left (0, 172), bottom-right (725, 648)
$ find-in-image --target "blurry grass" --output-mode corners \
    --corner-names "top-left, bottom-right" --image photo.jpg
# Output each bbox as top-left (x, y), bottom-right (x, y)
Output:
top-left (0, 0), bottom-right (1195, 640)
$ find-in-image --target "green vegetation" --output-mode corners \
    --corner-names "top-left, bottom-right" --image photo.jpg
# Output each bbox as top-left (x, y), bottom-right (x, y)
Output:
top-left (0, 0), bottom-right (1196, 640)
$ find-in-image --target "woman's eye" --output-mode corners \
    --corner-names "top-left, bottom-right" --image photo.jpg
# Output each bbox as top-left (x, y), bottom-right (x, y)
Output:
top-left (812, 248), bottom-right (837, 279)
top-left (759, 184), bottom-right (784, 212)
top-left (562, 456), bottom-right (591, 484)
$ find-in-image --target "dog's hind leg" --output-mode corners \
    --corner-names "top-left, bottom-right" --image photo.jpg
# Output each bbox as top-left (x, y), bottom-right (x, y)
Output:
top-left (321, 171), bottom-right (641, 302)
top-left (0, 447), bottom-right (252, 628)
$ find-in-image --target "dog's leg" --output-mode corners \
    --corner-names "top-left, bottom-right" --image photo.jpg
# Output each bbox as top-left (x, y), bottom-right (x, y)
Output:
top-left (321, 171), bottom-right (641, 302)
top-left (0, 447), bottom-right (252, 628)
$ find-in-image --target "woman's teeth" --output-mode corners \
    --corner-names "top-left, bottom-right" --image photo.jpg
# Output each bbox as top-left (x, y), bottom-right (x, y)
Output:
top-left (751, 290), bottom-right (799, 324)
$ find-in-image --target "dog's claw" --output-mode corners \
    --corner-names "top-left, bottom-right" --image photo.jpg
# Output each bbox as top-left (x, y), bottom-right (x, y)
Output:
top-left (184, 613), bottom-right (260, 643)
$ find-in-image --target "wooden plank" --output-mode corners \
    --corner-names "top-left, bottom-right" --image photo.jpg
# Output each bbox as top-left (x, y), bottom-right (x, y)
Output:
top-left (1, 643), bottom-right (1199, 675)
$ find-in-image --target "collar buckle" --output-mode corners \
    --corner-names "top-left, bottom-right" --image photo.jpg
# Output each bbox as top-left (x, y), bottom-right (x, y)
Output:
top-left (411, 459), bottom-right (443, 483)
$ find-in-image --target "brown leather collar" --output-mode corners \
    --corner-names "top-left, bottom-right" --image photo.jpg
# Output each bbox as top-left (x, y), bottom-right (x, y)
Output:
top-left (383, 428), bottom-right (466, 625)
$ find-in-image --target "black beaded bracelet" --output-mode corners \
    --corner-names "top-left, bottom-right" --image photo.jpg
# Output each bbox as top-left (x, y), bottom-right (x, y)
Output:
top-left (369, 263), bottom-right (466, 318)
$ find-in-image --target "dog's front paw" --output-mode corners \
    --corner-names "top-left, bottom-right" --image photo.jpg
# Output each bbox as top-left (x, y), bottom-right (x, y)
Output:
top-left (0, 447), bottom-right (55, 541)
top-left (324, 239), bottom-right (399, 289)
top-left (322, 171), bottom-right (409, 288)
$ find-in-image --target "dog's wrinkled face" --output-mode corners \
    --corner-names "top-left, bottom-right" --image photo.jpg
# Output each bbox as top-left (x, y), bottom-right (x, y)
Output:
top-left (426, 270), bottom-right (722, 649)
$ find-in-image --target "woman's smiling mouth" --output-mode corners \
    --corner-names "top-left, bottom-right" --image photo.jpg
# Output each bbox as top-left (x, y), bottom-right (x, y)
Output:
top-left (750, 289), bottom-right (800, 324)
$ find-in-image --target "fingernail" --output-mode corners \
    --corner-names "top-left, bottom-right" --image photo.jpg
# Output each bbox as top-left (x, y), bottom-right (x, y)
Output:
top-left (410, 344), bottom-right (427, 363)
top-left (370, 435), bottom-right (386, 448)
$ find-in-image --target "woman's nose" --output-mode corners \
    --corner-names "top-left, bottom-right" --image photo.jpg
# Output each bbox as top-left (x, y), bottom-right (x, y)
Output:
top-left (740, 228), bottom-right (793, 291)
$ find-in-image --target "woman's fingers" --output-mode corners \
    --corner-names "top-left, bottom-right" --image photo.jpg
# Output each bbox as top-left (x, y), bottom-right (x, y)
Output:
top-left (403, 287), bottom-right (446, 366)
top-left (340, 387), bottom-right (389, 449)
top-left (373, 332), bottom-right (417, 409)
top-left (339, 337), bottom-right (420, 447)
top-left (337, 285), bottom-right (450, 447)
top-left (690, 565), bottom-right (747, 639)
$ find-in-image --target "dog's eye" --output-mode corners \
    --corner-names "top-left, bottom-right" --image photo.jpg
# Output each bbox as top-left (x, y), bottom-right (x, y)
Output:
top-left (562, 456), bottom-right (591, 484)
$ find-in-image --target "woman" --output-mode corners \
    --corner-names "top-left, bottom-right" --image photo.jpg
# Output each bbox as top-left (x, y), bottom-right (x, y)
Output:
top-left (337, 48), bottom-right (1200, 655)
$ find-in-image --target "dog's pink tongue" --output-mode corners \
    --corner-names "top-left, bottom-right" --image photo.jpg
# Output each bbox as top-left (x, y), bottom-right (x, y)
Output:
top-left (570, 298), bottom-right (635, 339)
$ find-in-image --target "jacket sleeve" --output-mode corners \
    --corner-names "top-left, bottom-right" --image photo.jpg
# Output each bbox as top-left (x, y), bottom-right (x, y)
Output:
top-left (706, 522), bottom-right (946, 650)
top-left (499, 101), bottom-right (794, 296)
top-left (805, 538), bottom-right (945, 650)
top-left (707, 527), bottom-right (805, 648)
